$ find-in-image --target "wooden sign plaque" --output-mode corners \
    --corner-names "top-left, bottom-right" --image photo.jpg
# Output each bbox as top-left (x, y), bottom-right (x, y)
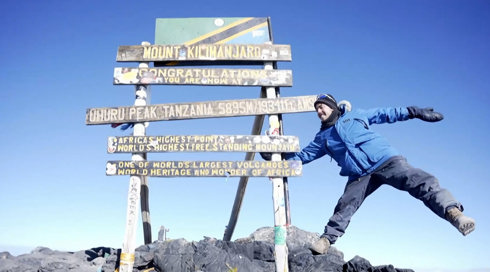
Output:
top-left (86, 95), bottom-right (316, 125)
top-left (108, 135), bottom-right (300, 153)
top-left (106, 160), bottom-right (303, 177)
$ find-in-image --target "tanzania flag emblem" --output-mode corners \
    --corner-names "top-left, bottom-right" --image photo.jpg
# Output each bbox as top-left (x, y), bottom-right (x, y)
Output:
top-left (155, 17), bottom-right (272, 45)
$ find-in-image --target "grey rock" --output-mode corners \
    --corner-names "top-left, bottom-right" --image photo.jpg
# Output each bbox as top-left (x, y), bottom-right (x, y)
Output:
top-left (0, 246), bottom-right (102, 272)
top-left (0, 226), bottom-right (414, 272)
top-left (0, 253), bottom-right (13, 260)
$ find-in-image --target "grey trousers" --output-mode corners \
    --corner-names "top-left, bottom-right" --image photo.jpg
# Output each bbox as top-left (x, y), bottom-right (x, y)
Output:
top-left (323, 156), bottom-right (462, 244)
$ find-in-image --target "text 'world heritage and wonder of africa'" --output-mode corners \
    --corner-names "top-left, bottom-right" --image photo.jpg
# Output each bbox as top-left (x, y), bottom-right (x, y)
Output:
top-left (106, 160), bottom-right (303, 177)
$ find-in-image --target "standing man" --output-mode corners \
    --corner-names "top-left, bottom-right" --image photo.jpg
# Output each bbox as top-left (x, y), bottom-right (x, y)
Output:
top-left (281, 94), bottom-right (475, 254)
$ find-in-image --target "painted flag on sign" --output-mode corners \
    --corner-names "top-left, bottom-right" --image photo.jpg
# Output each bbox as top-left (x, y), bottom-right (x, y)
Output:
top-left (155, 17), bottom-right (272, 45)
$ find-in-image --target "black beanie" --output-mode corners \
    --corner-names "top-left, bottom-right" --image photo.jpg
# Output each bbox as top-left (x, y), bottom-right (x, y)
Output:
top-left (314, 94), bottom-right (338, 110)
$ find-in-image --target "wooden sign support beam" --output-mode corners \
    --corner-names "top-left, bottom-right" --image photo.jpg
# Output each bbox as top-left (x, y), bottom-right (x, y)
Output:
top-left (223, 89), bottom-right (266, 242)
top-left (119, 42), bottom-right (152, 272)
top-left (264, 60), bottom-right (289, 272)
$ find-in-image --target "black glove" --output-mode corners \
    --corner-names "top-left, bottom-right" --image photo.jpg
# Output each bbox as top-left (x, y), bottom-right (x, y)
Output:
top-left (259, 152), bottom-right (272, 161)
top-left (407, 106), bottom-right (444, 122)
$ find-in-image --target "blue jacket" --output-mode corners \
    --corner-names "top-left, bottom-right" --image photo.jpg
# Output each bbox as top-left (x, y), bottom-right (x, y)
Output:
top-left (284, 107), bottom-right (411, 179)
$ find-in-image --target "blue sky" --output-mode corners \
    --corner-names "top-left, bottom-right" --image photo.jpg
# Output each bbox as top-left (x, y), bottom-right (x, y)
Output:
top-left (1, 1), bottom-right (489, 271)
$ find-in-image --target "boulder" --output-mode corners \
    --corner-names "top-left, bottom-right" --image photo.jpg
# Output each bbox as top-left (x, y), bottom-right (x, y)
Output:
top-left (0, 226), bottom-right (414, 272)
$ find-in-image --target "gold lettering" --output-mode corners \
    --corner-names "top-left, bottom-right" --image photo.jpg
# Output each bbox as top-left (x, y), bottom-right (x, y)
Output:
top-left (157, 46), bottom-right (164, 58)
top-left (184, 77), bottom-right (198, 84)
top-left (201, 69), bottom-right (211, 78)
top-left (168, 105), bottom-right (175, 117)
top-left (266, 168), bottom-right (292, 177)
top-left (220, 69), bottom-right (228, 78)
top-left (232, 46), bottom-right (239, 58)
top-left (167, 69), bottom-right (174, 77)
top-left (209, 46), bottom-right (217, 58)
top-left (174, 105), bottom-right (182, 117)
top-left (128, 107), bottom-right (136, 119)
top-left (173, 46), bottom-right (181, 58)
top-left (187, 45), bottom-right (195, 58)
top-left (247, 45), bottom-right (254, 58)
top-left (224, 45), bottom-right (233, 58)
top-left (176, 69), bottom-right (184, 77)
top-left (185, 69), bottom-right (194, 78)
top-left (239, 46), bottom-right (247, 58)
top-left (150, 168), bottom-right (161, 176)
top-left (165, 46), bottom-right (173, 58)
top-left (143, 46), bottom-right (151, 59)
top-left (182, 104), bottom-right (189, 116)
top-left (217, 45), bottom-right (224, 58)
top-left (151, 47), bottom-right (158, 58)
top-left (240, 70), bottom-right (250, 78)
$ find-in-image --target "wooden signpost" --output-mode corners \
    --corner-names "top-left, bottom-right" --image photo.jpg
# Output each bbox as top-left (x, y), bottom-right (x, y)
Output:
top-left (263, 62), bottom-right (289, 271)
top-left (118, 44), bottom-right (152, 271)
top-left (116, 44), bottom-right (292, 62)
top-left (113, 67), bottom-right (292, 86)
top-left (86, 17), bottom-right (314, 272)
top-left (106, 160), bottom-right (302, 177)
top-left (107, 135), bottom-right (300, 153)
top-left (86, 95), bottom-right (316, 125)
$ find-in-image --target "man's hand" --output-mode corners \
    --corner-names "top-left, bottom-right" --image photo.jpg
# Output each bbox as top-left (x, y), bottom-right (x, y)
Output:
top-left (407, 106), bottom-right (444, 122)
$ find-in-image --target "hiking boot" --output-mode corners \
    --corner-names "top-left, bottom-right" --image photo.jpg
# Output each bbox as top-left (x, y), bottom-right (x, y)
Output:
top-left (446, 207), bottom-right (475, 236)
top-left (309, 236), bottom-right (330, 255)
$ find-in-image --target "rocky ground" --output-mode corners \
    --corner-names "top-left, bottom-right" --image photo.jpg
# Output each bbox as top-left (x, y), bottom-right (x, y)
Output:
top-left (0, 226), bottom-right (413, 272)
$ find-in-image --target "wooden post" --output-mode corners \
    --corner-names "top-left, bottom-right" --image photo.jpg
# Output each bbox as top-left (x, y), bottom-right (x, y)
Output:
top-left (265, 61), bottom-right (289, 272)
top-left (276, 92), bottom-right (291, 226)
top-left (223, 89), bottom-right (266, 241)
top-left (267, 18), bottom-right (291, 265)
top-left (271, 50), bottom-right (292, 226)
top-left (119, 41), bottom-right (152, 272)
top-left (137, 49), bottom-right (152, 245)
